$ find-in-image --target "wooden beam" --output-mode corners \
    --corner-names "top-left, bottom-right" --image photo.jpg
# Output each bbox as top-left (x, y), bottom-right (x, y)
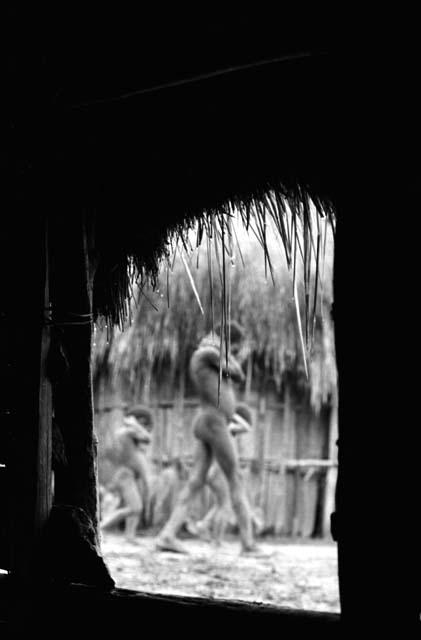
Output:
top-left (285, 459), bottom-right (337, 468)
top-left (0, 579), bottom-right (341, 634)
top-left (93, 398), bottom-right (295, 412)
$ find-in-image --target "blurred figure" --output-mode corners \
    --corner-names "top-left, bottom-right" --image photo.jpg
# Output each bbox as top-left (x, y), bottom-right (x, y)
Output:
top-left (150, 456), bottom-right (189, 528)
top-left (100, 404), bottom-right (154, 542)
top-left (156, 322), bottom-right (259, 554)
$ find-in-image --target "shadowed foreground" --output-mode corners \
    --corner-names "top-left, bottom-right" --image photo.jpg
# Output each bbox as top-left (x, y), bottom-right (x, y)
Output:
top-left (101, 534), bottom-right (339, 613)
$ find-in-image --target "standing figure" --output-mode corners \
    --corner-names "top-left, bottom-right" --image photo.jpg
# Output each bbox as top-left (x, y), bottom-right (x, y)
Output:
top-left (156, 322), bottom-right (258, 554)
top-left (99, 404), bottom-right (154, 542)
top-left (193, 402), bottom-right (262, 546)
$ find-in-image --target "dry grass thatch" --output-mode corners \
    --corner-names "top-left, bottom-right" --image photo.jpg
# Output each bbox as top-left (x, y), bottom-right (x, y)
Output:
top-left (93, 202), bottom-right (337, 411)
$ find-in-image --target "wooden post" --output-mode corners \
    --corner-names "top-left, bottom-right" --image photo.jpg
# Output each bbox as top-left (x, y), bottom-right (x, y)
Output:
top-left (37, 220), bottom-right (53, 534)
top-left (176, 376), bottom-right (186, 458)
top-left (298, 411), bottom-right (320, 537)
top-left (322, 400), bottom-right (338, 537)
top-left (255, 394), bottom-right (267, 516)
top-left (283, 385), bottom-right (296, 535)
top-left (49, 211), bottom-right (99, 544)
top-left (272, 404), bottom-right (287, 534)
top-left (4, 215), bottom-right (52, 583)
top-left (245, 353), bottom-right (252, 402)
top-left (155, 407), bottom-right (164, 471)
top-left (162, 406), bottom-right (169, 458)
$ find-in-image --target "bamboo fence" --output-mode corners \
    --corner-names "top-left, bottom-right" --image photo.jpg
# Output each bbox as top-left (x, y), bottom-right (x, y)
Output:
top-left (95, 387), bottom-right (338, 538)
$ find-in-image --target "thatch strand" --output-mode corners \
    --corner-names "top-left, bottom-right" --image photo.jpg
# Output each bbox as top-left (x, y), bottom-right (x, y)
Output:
top-left (179, 250), bottom-right (204, 315)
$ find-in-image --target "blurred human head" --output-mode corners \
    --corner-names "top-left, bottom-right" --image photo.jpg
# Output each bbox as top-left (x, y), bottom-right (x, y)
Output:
top-left (125, 404), bottom-right (154, 431)
top-left (214, 320), bottom-right (245, 355)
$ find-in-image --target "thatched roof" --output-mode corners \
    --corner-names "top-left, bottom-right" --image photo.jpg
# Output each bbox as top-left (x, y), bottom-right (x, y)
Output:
top-left (78, 45), bottom-right (338, 327)
top-left (8, 12), bottom-right (418, 338)
top-left (7, 9), bottom-right (343, 329)
top-left (93, 212), bottom-right (337, 411)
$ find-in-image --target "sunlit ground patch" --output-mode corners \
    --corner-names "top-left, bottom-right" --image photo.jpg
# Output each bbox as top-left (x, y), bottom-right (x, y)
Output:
top-left (101, 533), bottom-right (339, 612)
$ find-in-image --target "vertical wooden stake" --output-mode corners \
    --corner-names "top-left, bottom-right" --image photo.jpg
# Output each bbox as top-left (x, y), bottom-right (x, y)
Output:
top-left (49, 211), bottom-right (99, 545)
top-left (7, 216), bottom-right (52, 584)
top-left (322, 401), bottom-right (338, 537)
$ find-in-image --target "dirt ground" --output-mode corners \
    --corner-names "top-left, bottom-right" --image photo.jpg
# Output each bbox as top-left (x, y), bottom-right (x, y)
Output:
top-left (101, 533), bottom-right (340, 613)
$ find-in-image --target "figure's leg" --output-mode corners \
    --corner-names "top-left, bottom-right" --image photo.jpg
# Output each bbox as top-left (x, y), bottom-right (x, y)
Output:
top-left (193, 463), bottom-right (225, 540)
top-left (212, 506), bottom-right (230, 546)
top-left (121, 479), bottom-right (143, 542)
top-left (251, 507), bottom-right (264, 536)
top-left (156, 438), bottom-right (212, 552)
top-left (130, 450), bottom-right (152, 527)
top-left (203, 465), bottom-right (231, 544)
top-left (194, 504), bottom-right (217, 541)
top-left (210, 424), bottom-right (257, 552)
top-left (100, 488), bottom-right (121, 520)
top-left (152, 475), bottom-right (173, 528)
top-left (101, 473), bottom-right (142, 542)
top-left (101, 505), bottom-right (133, 531)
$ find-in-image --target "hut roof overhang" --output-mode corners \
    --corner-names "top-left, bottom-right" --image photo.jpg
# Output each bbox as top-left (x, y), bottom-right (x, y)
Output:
top-left (10, 16), bottom-right (345, 324)
top-left (9, 9), bottom-right (418, 224)
top-left (7, 9), bottom-right (418, 327)
top-left (53, 40), bottom-right (339, 207)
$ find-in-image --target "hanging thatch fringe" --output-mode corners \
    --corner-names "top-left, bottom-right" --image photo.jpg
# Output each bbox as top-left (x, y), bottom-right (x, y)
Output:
top-left (93, 186), bottom-right (336, 412)
top-left (93, 186), bottom-right (334, 332)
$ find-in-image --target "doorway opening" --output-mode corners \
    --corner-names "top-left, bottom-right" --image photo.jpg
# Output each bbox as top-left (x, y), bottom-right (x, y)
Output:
top-left (93, 203), bottom-right (339, 612)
